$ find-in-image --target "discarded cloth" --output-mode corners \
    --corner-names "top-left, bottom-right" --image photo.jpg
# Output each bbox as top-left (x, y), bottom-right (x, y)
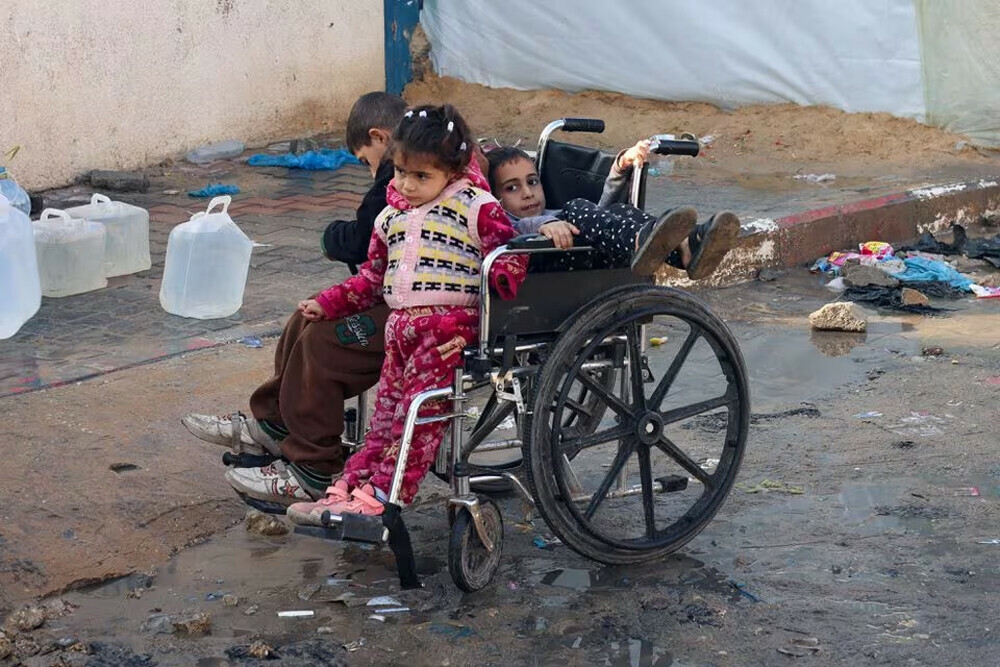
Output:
top-left (971, 284), bottom-right (1000, 298)
top-left (888, 256), bottom-right (974, 291)
top-left (188, 183), bottom-right (240, 198)
top-left (840, 285), bottom-right (950, 314)
top-left (901, 224), bottom-right (1000, 263)
top-left (246, 149), bottom-right (360, 171)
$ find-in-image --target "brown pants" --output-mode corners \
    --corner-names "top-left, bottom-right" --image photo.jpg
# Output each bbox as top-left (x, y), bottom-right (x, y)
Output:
top-left (249, 304), bottom-right (390, 474)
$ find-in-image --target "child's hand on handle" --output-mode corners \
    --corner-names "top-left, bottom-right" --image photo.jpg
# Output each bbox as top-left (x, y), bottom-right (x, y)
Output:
top-left (538, 221), bottom-right (580, 250)
top-left (618, 139), bottom-right (652, 171)
top-left (298, 299), bottom-right (326, 322)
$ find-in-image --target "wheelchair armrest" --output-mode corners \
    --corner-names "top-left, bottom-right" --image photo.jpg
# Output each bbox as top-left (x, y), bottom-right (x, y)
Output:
top-left (562, 118), bottom-right (605, 133)
top-left (506, 233), bottom-right (555, 250)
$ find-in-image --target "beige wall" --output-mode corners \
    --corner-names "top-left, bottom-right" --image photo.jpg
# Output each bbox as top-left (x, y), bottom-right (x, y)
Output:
top-left (1, 0), bottom-right (384, 190)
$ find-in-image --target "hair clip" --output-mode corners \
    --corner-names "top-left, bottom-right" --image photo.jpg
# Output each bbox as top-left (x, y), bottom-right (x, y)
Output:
top-left (418, 110), bottom-right (428, 117)
top-left (404, 110), bottom-right (414, 118)
top-left (460, 141), bottom-right (467, 150)
top-left (446, 121), bottom-right (454, 132)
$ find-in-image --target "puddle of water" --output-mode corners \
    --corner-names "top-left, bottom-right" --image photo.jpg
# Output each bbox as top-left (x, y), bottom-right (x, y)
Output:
top-left (839, 482), bottom-right (951, 535)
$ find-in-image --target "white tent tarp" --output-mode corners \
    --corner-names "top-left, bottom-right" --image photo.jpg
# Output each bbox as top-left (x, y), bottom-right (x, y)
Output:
top-left (422, 0), bottom-right (926, 119)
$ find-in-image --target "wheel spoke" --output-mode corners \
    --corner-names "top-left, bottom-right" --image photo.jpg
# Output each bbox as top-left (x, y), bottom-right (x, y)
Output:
top-left (653, 434), bottom-right (713, 486)
top-left (584, 440), bottom-right (636, 520)
top-left (560, 423), bottom-right (631, 457)
top-left (637, 445), bottom-right (657, 538)
top-left (649, 328), bottom-right (701, 406)
top-left (625, 323), bottom-right (647, 410)
top-left (660, 394), bottom-right (733, 424)
top-left (576, 368), bottom-right (634, 418)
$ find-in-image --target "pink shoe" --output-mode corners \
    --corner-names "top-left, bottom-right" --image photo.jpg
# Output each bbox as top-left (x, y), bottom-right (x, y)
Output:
top-left (323, 484), bottom-right (385, 518)
top-left (286, 479), bottom-right (351, 526)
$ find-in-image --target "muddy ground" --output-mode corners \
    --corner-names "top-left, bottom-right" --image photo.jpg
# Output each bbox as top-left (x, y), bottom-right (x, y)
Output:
top-left (1, 269), bottom-right (999, 666)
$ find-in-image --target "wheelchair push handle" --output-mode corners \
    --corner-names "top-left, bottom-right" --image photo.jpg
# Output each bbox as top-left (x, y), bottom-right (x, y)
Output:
top-left (561, 118), bottom-right (605, 133)
top-left (650, 133), bottom-right (700, 157)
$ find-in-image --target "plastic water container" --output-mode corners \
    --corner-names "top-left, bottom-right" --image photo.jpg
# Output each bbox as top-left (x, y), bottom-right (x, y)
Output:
top-left (0, 167), bottom-right (30, 216)
top-left (0, 195), bottom-right (41, 338)
top-left (159, 196), bottom-right (253, 319)
top-left (66, 194), bottom-right (151, 277)
top-left (33, 208), bottom-right (107, 298)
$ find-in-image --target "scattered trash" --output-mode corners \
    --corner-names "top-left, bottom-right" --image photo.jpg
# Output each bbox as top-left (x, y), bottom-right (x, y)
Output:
top-left (825, 277), bottom-right (846, 292)
top-left (840, 283), bottom-right (959, 314)
top-left (971, 284), bottom-right (1000, 298)
top-left (316, 626), bottom-right (336, 634)
top-left (854, 411), bottom-right (883, 419)
top-left (163, 189), bottom-right (181, 195)
top-left (187, 183), bottom-right (240, 198)
top-left (977, 539), bottom-right (1000, 545)
top-left (247, 641), bottom-right (274, 659)
top-left (700, 135), bottom-right (716, 146)
top-left (222, 594), bottom-right (240, 607)
top-left (205, 591), bottom-right (225, 601)
top-left (740, 479), bottom-right (804, 495)
top-left (891, 440), bottom-right (916, 449)
top-left (298, 583), bottom-right (321, 601)
top-left (108, 462), bottom-right (140, 473)
top-left (809, 302), bottom-right (867, 332)
top-left (172, 612), bottom-right (212, 636)
top-left (649, 336), bottom-right (669, 346)
top-left (342, 638), bottom-right (366, 652)
top-left (331, 592), bottom-right (367, 608)
top-left (277, 610), bottom-right (315, 618)
top-left (366, 596), bottom-right (402, 607)
top-left (921, 346), bottom-right (945, 357)
top-left (890, 256), bottom-right (973, 291)
top-left (428, 622), bottom-right (476, 640)
top-left (186, 140), bottom-right (246, 165)
top-left (951, 487), bottom-right (981, 497)
top-left (369, 614), bottom-right (386, 622)
top-left (794, 173), bottom-right (836, 183)
top-left (245, 509), bottom-right (289, 536)
top-left (571, 636), bottom-right (583, 649)
top-left (243, 604), bottom-right (260, 616)
top-left (237, 335), bottom-right (263, 348)
top-left (498, 414), bottom-right (516, 430)
top-left (533, 535), bottom-right (562, 549)
top-left (247, 149), bottom-right (360, 171)
top-left (886, 412), bottom-right (949, 437)
top-left (729, 581), bottom-right (762, 603)
top-left (375, 607), bottom-right (410, 614)
top-left (777, 637), bottom-right (821, 657)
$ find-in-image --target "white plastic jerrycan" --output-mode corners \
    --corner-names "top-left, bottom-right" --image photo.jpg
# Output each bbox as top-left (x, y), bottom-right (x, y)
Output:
top-left (66, 193), bottom-right (151, 277)
top-left (0, 195), bottom-right (42, 338)
top-left (33, 208), bottom-right (107, 298)
top-left (159, 196), bottom-right (253, 319)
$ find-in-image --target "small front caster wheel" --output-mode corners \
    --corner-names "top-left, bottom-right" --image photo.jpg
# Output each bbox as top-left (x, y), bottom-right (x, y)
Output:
top-left (448, 497), bottom-right (504, 592)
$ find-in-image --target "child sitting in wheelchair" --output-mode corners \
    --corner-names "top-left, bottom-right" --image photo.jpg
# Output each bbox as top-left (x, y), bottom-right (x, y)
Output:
top-left (487, 143), bottom-right (739, 279)
top-left (287, 104), bottom-right (527, 524)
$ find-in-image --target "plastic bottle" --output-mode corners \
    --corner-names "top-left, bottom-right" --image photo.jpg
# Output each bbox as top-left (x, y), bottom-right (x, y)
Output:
top-left (186, 140), bottom-right (246, 165)
top-left (66, 194), bottom-right (151, 277)
top-left (0, 195), bottom-right (42, 338)
top-left (159, 196), bottom-right (254, 319)
top-left (0, 167), bottom-right (31, 217)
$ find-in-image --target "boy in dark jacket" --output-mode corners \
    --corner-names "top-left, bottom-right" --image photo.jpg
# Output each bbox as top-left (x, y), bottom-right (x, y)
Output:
top-left (183, 92), bottom-right (407, 510)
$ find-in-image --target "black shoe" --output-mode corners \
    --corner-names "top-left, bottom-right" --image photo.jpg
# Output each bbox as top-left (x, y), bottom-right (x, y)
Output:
top-left (631, 206), bottom-right (697, 276)
top-left (686, 212), bottom-right (740, 280)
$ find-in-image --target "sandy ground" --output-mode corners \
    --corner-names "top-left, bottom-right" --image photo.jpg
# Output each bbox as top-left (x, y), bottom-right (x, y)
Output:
top-left (405, 74), bottom-right (996, 181)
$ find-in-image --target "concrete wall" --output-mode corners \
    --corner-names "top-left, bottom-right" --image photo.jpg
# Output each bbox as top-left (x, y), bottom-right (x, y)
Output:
top-left (0, 0), bottom-right (384, 190)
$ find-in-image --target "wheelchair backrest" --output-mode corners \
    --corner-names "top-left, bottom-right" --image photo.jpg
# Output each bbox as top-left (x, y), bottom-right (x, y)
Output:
top-left (539, 140), bottom-right (648, 211)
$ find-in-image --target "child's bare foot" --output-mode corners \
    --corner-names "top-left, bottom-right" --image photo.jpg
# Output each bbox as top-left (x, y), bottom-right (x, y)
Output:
top-left (686, 212), bottom-right (740, 280)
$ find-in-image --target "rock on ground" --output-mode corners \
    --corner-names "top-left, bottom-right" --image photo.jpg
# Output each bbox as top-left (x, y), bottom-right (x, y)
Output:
top-left (245, 509), bottom-right (289, 536)
top-left (901, 287), bottom-right (930, 306)
top-left (809, 302), bottom-right (868, 332)
top-left (842, 263), bottom-right (899, 288)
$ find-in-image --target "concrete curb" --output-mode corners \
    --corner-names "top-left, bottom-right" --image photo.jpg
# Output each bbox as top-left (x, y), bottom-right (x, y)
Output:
top-left (672, 176), bottom-right (1000, 287)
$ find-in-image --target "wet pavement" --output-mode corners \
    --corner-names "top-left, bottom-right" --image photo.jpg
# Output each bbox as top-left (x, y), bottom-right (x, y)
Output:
top-left (2, 271), bottom-right (999, 665)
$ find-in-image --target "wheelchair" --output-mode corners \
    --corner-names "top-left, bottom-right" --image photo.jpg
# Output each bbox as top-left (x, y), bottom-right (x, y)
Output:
top-left (293, 119), bottom-right (751, 592)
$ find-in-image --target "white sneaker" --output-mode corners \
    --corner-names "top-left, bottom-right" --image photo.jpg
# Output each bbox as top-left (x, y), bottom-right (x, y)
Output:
top-left (225, 461), bottom-right (318, 506)
top-left (181, 412), bottom-right (281, 457)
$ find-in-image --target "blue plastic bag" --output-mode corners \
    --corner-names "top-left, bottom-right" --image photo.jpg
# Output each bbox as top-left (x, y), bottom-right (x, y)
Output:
top-left (246, 149), bottom-right (360, 171)
top-left (188, 183), bottom-right (240, 198)
top-left (890, 256), bottom-right (974, 291)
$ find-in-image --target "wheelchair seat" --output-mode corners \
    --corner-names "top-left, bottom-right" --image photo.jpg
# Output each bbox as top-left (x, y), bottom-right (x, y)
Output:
top-left (539, 140), bottom-right (648, 210)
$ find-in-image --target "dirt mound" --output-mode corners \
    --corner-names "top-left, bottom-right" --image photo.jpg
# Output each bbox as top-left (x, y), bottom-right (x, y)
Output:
top-left (405, 74), bottom-right (993, 178)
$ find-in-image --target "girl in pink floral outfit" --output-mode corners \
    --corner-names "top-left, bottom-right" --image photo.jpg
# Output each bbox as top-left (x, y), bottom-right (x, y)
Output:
top-left (288, 105), bottom-right (526, 524)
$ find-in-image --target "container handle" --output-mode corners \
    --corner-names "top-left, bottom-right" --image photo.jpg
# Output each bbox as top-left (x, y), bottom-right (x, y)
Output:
top-left (91, 193), bottom-right (113, 205)
top-left (205, 195), bottom-right (232, 215)
top-left (40, 208), bottom-right (73, 224)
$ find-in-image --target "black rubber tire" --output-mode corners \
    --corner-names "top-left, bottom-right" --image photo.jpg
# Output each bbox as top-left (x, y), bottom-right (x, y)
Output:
top-left (524, 284), bottom-right (749, 565)
top-left (448, 498), bottom-right (504, 592)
